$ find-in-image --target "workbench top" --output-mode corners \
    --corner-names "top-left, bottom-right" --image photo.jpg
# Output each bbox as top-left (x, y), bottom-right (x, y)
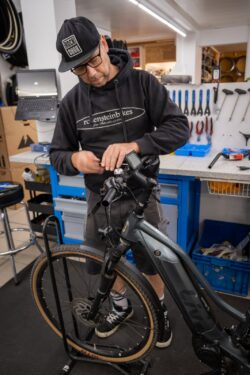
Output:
top-left (9, 150), bottom-right (250, 183)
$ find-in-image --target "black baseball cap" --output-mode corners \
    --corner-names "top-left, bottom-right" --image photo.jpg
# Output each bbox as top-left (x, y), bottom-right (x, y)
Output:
top-left (56, 16), bottom-right (100, 72)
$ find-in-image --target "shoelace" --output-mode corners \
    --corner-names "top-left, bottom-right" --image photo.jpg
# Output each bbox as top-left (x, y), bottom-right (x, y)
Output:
top-left (106, 312), bottom-right (123, 324)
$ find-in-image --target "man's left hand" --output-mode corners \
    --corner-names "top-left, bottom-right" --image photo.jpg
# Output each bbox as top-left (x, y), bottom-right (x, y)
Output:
top-left (101, 142), bottom-right (140, 171)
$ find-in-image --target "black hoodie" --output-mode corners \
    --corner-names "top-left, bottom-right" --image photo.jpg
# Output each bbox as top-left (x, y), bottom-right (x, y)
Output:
top-left (50, 49), bottom-right (189, 193)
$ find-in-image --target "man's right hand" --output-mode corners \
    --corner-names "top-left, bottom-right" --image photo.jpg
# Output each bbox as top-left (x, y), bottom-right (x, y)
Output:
top-left (71, 151), bottom-right (104, 174)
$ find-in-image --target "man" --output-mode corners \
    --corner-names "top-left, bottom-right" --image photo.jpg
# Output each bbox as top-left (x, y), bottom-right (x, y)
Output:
top-left (50, 16), bottom-right (189, 348)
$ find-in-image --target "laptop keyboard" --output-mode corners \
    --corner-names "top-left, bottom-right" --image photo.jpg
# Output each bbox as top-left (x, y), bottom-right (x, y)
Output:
top-left (18, 98), bottom-right (57, 111)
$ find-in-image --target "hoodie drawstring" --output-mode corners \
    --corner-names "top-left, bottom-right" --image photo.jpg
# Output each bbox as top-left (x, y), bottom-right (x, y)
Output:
top-left (114, 79), bottom-right (128, 142)
top-left (87, 85), bottom-right (93, 127)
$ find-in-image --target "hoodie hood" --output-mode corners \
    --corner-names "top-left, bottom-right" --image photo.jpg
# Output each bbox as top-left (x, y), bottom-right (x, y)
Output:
top-left (79, 48), bottom-right (133, 92)
top-left (50, 47), bottom-right (189, 194)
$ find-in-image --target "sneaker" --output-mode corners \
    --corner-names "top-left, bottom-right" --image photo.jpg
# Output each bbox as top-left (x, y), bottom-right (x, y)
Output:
top-left (95, 301), bottom-right (134, 338)
top-left (156, 308), bottom-right (173, 348)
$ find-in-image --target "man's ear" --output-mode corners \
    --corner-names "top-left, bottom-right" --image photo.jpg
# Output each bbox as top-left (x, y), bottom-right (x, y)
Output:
top-left (101, 35), bottom-right (109, 52)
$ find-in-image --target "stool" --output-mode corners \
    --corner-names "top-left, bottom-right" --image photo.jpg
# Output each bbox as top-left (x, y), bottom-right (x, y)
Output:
top-left (0, 181), bottom-right (43, 284)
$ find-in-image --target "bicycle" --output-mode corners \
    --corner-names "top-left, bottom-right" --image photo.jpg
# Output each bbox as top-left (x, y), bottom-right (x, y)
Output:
top-left (31, 151), bottom-right (250, 374)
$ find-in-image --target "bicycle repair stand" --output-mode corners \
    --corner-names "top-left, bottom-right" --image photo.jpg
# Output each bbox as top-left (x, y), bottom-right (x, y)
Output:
top-left (43, 215), bottom-right (152, 375)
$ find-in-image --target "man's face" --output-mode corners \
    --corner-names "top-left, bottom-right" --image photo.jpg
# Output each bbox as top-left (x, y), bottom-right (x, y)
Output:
top-left (76, 37), bottom-right (116, 87)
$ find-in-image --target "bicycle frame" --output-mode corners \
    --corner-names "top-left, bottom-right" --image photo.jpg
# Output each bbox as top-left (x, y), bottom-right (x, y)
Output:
top-left (95, 152), bottom-right (250, 373)
top-left (124, 210), bottom-right (249, 366)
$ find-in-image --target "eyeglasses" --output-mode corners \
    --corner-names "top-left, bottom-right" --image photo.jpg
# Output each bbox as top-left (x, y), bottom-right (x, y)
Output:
top-left (71, 43), bottom-right (102, 75)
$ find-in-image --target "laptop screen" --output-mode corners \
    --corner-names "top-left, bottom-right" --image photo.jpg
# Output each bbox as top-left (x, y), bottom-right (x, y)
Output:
top-left (16, 69), bottom-right (58, 97)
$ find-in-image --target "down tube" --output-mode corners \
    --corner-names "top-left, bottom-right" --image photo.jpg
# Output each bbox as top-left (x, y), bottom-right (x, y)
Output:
top-left (134, 220), bottom-right (220, 336)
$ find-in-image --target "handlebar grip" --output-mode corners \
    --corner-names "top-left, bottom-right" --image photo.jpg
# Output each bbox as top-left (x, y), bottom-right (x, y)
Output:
top-left (102, 187), bottom-right (117, 207)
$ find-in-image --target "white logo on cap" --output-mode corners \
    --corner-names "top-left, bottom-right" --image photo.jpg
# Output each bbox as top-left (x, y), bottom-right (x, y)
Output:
top-left (62, 34), bottom-right (82, 58)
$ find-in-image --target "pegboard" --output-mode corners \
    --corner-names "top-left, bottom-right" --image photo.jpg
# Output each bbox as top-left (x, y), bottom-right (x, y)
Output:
top-left (165, 82), bottom-right (250, 152)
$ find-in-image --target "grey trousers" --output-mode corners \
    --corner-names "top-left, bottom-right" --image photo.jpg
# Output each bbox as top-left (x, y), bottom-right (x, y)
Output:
top-left (84, 187), bottom-right (168, 275)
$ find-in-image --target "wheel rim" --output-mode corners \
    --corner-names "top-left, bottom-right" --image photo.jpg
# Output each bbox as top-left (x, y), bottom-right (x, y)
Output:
top-left (32, 249), bottom-right (157, 363)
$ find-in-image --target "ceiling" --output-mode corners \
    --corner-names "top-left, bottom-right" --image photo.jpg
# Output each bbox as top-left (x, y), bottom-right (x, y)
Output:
top-left (76, 0), bottom-right (250, 43)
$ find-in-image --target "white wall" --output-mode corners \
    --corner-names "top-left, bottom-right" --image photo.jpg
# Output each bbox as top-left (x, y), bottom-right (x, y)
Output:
top-left (199, 25), bottom-right (250, 80)
top-left (171, 32), bottom-right (202, 84)
top-left (173, 25), bottom-right (250, 83)
top-left (199, 26), bottom-right (249, 47)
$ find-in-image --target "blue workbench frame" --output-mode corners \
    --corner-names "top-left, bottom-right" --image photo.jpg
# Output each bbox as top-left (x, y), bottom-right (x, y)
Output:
top-left (49, 166), bottom-right (201, 252)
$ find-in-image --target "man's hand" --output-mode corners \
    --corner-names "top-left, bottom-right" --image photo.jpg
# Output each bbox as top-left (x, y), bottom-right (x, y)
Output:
top-left (101, 142), bottom-right (140, 171)
top-left (71, 151), bottom-right (104, 174)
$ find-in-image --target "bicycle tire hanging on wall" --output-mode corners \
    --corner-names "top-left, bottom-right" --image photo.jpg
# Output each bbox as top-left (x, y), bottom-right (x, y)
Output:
top-left (0, 0), bottom-right (28, 67)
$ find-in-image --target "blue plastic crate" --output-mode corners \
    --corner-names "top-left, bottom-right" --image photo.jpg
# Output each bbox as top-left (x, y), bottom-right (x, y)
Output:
top-left (192, 220), bottom-right (250, 296)
top-left (175, 143), bottom-right (211, 157)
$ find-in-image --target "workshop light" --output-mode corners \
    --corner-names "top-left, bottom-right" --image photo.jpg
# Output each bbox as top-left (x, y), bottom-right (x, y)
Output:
top-left (128, 0), bottom-right (187, 37)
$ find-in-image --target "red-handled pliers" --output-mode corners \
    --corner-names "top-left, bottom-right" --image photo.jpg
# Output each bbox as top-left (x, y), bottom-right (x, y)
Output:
top-left (196, 121), bottom-right (204, 142)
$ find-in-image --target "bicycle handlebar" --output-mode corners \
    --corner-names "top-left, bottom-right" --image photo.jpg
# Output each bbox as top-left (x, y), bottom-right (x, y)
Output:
top-left (102, 187), bottom-right (117, 207)
top-left (101, 152), bottom-right (158, 207)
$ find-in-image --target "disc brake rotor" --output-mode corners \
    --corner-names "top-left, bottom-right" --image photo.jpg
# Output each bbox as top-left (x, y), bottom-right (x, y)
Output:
top-left (72, 298), bottom-right (98, 327)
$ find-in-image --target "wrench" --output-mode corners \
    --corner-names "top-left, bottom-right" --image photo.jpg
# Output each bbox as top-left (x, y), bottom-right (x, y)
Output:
top-left (197, 89), bottom-right (203, 115)
top-left (178, 90), bottom-right (182, 112)
top-left (204, 89), bottom-right (211, 115)
top-left (229, 88), bottom-right (247, 121)
top-left (184, 90), bottom-right (189, 115)
top-left (241, 88), bottom-right (250, 122)
top-left (190, 89), bottom-right (196, 115)
top-left (216, 88), bottom-right (234, 121)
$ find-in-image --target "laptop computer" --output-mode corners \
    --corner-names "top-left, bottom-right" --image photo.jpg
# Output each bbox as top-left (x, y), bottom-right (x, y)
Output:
top-left (15, 69), bottom-right (60, 122)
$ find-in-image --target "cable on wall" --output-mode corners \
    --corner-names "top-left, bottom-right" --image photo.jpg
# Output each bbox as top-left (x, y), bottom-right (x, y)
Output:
top-left (0, 0), bottom-right (23, 54)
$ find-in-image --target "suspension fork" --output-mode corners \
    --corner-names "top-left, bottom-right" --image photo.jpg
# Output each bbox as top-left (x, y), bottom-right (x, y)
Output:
top-left (87, 239), bottom-right (130, 320)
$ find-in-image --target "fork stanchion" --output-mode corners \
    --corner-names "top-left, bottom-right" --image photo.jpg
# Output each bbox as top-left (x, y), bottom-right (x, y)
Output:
top-left (42, 215), bottom-right (151, 375)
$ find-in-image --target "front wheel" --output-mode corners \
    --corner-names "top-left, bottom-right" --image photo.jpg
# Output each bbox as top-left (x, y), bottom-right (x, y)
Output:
top-left (31, 244), bottom-right (159, 363)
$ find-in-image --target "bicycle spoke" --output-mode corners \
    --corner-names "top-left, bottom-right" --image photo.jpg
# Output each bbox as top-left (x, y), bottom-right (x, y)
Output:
top-left (32, 247), bottom-right (158, 362)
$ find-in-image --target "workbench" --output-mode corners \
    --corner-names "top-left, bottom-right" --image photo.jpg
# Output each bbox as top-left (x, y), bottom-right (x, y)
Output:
top-left (9, 150), bottom-right (250, 253)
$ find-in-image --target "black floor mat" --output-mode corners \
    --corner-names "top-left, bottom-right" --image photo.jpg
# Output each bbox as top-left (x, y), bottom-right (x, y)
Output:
top-left (0, 266), bottom-right (249, 375)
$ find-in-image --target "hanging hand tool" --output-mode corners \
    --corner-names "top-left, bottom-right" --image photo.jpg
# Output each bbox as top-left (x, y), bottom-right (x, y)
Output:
top-left (190, 89), bottom-right (196, 115)
top-left (208, 148), bottom-right (250, 169)
top-left (241, 88), bottom-right (250, 122)
top-left (208, 152), bottom-right (223, 169)
top-left (239, 131), bottom-right (250, 146)
top-left (213, 82), bottom-right (219, 104)
top-left (196, 120), bottom-right (204, 142)
top-left (178, 89), bottom-right (182, 111)
top-left (172, 89), bottom-right (176, 104)
top-left (216, 88), bottom-right (234, 121)
top-left (197, 89), bottom-right (203, 115)
top-left (204, 89), bottom-right (211, 115)
top-left (184, 89), bottom-right (189, 115)
top-left (237, 166), bottom-right (250, 171)
top-left (229, 88), bottom-right (247, 121)
top-left (205, 117), bottom-right (213, 144)
top-left (189, 121), bottom-right (194, 138)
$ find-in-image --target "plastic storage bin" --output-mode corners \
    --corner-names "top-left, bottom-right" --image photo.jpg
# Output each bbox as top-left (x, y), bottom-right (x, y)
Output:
top-left (62, 212), bottom-right (85, 241)
top-left (160, 183), bottom-right (178, 199)
top-left (175, 143), bottom-right (211, 157)
top-left (54, 197), bottom-right (87, 215)
top-left (192, 219), bottom-right (250, 296)
top-left (58, 174), bottom-right (85, 188)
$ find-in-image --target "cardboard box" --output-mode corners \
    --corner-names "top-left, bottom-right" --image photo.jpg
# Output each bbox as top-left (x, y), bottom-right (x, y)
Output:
top-left (0, 137), bottom-right (10, 169)
top-left (0, 106), bottom-right (38, 156)
top-left (0, 168), bottom-right (12, 182)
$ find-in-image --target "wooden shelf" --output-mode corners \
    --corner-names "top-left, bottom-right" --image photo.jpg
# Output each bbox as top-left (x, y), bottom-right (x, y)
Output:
top-left (128, 46), bottom-right (145, 68)
top-left (128, 40), bottom-right (175, 68)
